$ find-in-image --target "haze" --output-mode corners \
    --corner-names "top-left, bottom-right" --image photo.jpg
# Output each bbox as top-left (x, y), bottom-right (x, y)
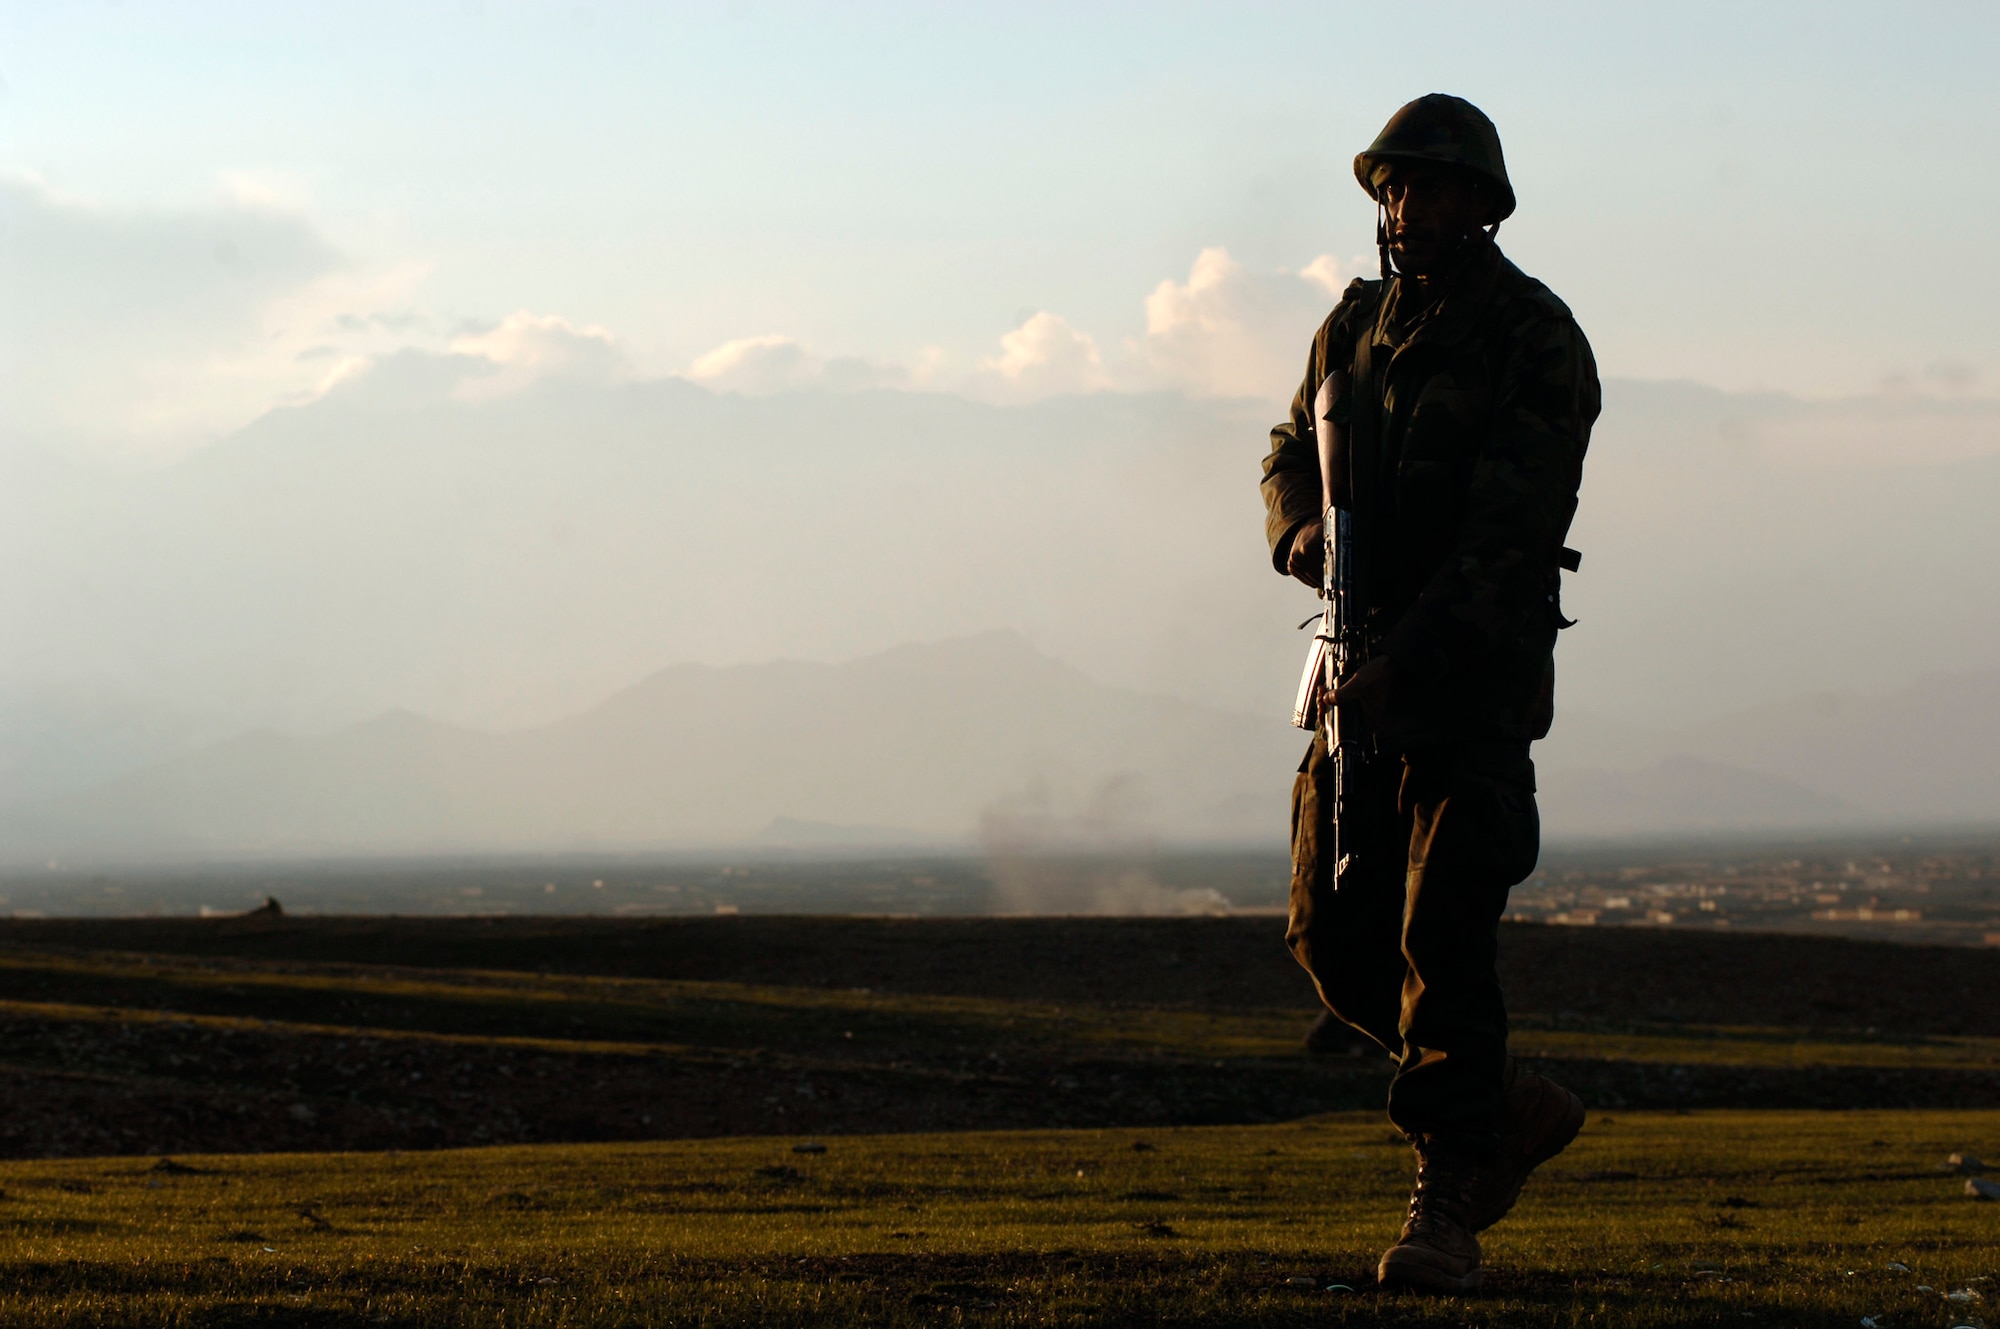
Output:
top-left (3, 3), bottom-right (1998, 859)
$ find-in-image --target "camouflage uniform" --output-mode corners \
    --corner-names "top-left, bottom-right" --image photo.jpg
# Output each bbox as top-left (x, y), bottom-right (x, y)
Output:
top-left (1261, 237), bottom-right (1599, 1158)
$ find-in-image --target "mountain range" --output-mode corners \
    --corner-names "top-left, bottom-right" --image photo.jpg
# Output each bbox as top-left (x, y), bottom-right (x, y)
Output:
top-left (4, 632), bottom-right (1996, 863)
top-left (5, 360), bottom-right (1999, 858)
top-left (0, 633), bottom-right (1297, 859)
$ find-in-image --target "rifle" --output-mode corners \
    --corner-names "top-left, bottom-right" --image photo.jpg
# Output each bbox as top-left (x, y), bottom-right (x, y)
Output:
top-left (1290, 369), bottom-right (1374, 890)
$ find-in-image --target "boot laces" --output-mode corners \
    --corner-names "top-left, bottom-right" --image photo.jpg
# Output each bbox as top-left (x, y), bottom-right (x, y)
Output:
top-left (1406, 1153), bottom-right (1475, 1237)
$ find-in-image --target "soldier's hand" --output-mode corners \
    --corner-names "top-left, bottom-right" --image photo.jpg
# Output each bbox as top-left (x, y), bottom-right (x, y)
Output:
top-left (1286, 520), bottom-right (1325, 587)
top-left (1329, 655), bottom-right (1397, 735)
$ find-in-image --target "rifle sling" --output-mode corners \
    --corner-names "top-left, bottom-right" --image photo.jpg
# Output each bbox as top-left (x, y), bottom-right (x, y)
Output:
top-left (1344, 289), bottom-right (1387, 626)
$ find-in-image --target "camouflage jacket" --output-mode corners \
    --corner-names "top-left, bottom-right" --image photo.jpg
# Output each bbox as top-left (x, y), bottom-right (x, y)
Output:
top-left (1260, 240), bottom-right (1599, 744)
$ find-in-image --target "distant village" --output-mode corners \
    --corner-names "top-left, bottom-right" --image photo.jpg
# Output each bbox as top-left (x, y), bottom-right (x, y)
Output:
top-left (1512, 842), bottom-right (2000, 948)
top-left (4, 838), bottom-right (1997, 947)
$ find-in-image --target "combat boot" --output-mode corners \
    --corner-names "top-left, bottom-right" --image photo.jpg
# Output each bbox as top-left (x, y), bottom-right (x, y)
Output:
top-left (1468, 1058), bottom-right (1585, 1231)
top-left (1376, 1143), bottom-right (1483, 1292)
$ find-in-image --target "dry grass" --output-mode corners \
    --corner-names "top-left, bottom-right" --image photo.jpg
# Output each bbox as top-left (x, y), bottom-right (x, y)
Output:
top-left (1, 1110), bottom-right (1996, 1326)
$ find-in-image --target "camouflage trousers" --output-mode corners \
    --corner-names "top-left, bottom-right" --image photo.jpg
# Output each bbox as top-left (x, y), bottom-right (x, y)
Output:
top-left (1285, 733), bottom-right (1540, 1159)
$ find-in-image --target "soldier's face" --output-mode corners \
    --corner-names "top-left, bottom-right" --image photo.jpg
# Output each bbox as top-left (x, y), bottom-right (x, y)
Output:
top-left (1377, 163), bottom-right (1492, 276)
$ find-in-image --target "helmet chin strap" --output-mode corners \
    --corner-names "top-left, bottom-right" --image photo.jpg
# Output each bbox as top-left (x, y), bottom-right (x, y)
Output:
top-left (1377, 203), bottom-right (1502, 283)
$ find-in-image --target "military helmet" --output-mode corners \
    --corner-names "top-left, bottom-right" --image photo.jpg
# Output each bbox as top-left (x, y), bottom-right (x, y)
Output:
top-left (1353, 94), bottom-right (1515, 221)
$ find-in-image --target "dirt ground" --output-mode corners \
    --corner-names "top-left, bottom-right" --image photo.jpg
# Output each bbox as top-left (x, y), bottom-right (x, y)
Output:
top-left (10, 913), bottom-right (2000, 1032)
top-left (1, 915), bottom-right (1996, 1159)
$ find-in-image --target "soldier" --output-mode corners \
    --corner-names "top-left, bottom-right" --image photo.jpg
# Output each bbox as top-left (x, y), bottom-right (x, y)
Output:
top-left (1260, 94), bottom-right (1600, 1291)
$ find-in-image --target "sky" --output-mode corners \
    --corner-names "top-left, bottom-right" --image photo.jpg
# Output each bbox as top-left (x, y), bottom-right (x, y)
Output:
top-left (5, 1), bottom-right (2000, 458)
top-left (3, 0), bottom-right (2000, 832)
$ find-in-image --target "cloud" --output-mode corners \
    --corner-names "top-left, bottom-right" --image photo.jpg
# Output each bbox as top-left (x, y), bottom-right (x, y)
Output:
top-left (226, 261), bottom-right (435, 404)
top-left (1879, 359), bottom-right (1984, 396)
top-left (447, 310), bottom-right (626, 400)
top-left (685, 334), bottom-right (817, 393)
top-left (1746, 396), bottom-right (2000, 468)
top-left (686, 257), bottom-right (1355, 407)
top-left (682, 334), bottom-right (938, 395)
top-left (684, 262), bottom-right (1343, 407)
top-left (1298, 254), bottom-right (1351, 298)
top-left (1137, 247), bottom-right (1351, 401)
top-left (0, 174), bottom-right (435, 453)
top-left (218, 170), bottom-right (319, 213)
top-left (0, 174), bottom-right (651, 443)
top-left (683, 249), bottom-right (1364, 408)
top-left (968, 311), bottom-right (1111, 402)
top-left (0, 176), bottom-right (1445, 453)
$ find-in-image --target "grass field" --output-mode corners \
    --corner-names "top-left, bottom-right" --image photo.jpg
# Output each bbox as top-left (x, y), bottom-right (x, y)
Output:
top-left (3, 915), bottom-right (1999, 1323)
top-left (1, 1111), bottom-right (1996, 1326)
